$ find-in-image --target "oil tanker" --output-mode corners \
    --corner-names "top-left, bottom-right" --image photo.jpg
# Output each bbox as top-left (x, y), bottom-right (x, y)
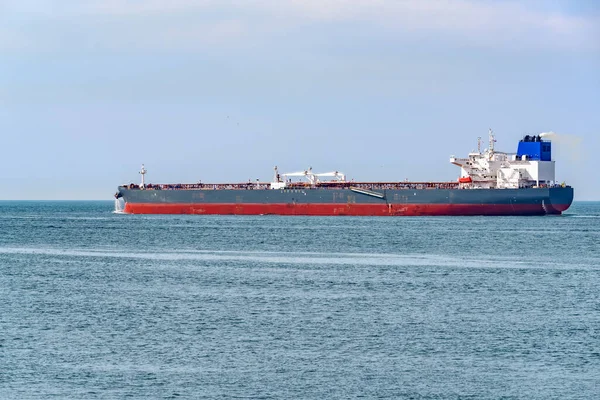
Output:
top-left (115, 131), bottom-right (573, 216)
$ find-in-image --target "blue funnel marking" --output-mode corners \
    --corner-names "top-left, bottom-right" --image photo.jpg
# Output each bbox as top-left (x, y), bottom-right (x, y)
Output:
top-left (517, 135), bottom-right (551, 161)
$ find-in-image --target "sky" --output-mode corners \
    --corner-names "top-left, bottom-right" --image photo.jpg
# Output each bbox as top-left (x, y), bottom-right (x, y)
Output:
top-left (1, 0), bottom-right (599, 200)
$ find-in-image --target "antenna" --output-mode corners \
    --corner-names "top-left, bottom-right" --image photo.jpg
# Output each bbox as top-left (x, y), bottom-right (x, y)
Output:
top-left (139, 164), bottom-right (147, 187)
top-left (477, 137), bottom-right (482, 154)
top-left (488, 129), bottom-right (495, 153)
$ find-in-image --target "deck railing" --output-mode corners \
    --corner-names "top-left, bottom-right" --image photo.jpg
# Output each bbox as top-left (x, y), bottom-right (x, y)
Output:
top-left (120, 181), bottom-right (569, 191)
top-left (120, 181), bottom-right (463, 191)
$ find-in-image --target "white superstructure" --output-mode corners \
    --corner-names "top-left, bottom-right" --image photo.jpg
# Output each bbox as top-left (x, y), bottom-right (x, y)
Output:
top-left (271, 166), bottom-right (346, 189)
top-left (450, 130), bottom-right (556, 189)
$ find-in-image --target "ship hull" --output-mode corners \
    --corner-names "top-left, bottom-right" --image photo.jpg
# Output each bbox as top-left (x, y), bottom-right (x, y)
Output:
top-left (117, 186), bottom-right (573, 216)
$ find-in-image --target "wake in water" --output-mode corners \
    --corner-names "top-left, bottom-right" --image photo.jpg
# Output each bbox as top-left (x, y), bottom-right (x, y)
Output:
top-left (0, 246), bottom-right (587, 270)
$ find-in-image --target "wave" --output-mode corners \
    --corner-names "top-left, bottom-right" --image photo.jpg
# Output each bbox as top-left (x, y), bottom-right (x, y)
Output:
top-left (0, 246), bottom-right (593, 270)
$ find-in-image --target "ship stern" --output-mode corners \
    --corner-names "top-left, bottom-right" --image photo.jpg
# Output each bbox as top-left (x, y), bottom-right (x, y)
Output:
top-left (545, 186), bottom-right (574, 214)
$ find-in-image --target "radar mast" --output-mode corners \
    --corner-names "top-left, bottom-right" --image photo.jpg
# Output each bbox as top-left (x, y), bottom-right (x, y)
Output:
top-left (139, 164), bottom-right (147, 188)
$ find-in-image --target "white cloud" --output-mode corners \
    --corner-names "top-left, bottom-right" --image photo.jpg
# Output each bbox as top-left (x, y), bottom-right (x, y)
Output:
top-left (80, 0), bottom-right (217, 16)
top-left (158, 19), bottom-right (246, 48)
top-left (283, 0), bottom-right (598, 49)
top-left (1, 0), bottom-right (598, 51)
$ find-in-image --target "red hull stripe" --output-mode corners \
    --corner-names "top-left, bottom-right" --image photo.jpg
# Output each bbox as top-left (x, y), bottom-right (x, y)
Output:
top-left (124, 203), bottom-right (567, 216)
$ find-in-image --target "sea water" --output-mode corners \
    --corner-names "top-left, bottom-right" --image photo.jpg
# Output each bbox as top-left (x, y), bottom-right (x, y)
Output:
top-left (1, 201), bottom-right (599, 399)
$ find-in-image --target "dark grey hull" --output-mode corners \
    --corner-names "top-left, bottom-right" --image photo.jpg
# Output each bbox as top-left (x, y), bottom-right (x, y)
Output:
top-left (116, 186), bottom-right (574, 216)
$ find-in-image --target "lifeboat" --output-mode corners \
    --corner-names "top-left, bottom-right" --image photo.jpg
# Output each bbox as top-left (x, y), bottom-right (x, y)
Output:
top-left (458, 176), bottom-right (473, 183)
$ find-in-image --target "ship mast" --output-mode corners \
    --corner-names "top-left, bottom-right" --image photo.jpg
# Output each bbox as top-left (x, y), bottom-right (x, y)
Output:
top-left (488, 129), bottom-right (495, 154)
top-left (139, 164), bottom-right (147, 188)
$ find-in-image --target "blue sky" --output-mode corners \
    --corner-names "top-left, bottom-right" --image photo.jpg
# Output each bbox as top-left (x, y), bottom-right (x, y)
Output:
top-left (1, 0), bottom-right (599, 200)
